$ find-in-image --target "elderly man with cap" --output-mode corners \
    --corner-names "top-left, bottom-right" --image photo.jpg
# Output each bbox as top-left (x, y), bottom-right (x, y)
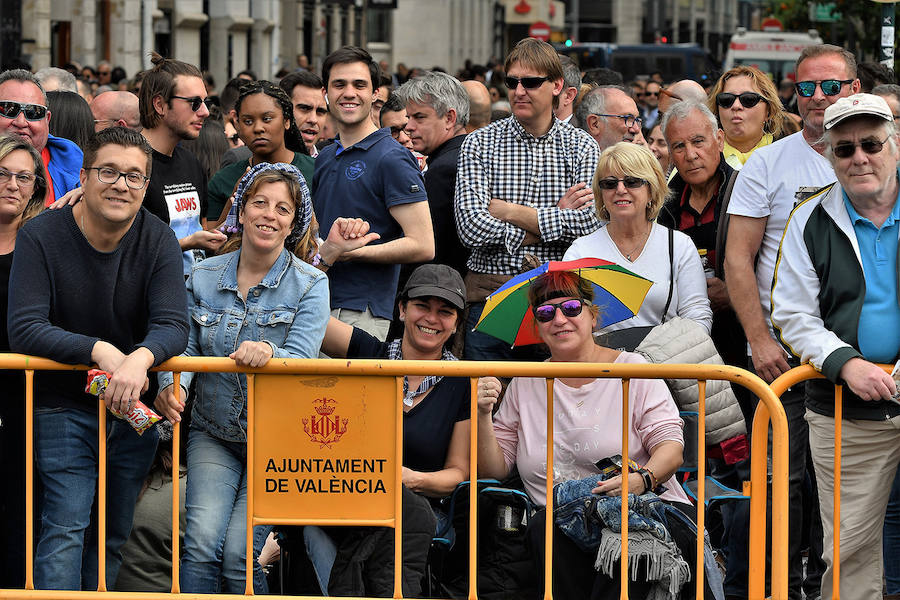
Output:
top-left (771, 93), bottom-right (900, 600)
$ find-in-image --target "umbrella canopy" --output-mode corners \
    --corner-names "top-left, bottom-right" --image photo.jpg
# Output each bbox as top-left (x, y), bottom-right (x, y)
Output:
top-left (473, 257), bottom-right (653, 347)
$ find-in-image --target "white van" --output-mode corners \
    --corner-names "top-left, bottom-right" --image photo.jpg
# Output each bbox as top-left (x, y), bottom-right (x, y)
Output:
top-left (723, 28), bottom-right (823, 81)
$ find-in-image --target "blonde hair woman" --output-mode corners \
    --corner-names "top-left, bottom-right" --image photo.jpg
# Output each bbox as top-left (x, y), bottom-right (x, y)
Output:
top-left (563, 142), bottom-right (711, 334)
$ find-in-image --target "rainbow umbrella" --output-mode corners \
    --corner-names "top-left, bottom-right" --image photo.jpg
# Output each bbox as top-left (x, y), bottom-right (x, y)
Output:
top-left (473, 257), bottom-right (653, 347)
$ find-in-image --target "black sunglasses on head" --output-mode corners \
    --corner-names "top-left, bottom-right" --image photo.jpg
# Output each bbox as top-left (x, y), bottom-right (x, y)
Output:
top-left (794, 79), bottom-right (853, 98)
top-left (0, 100), bottom-right (48, 121)
top-left (505, 75), bottom-right (550, 90)
top-left (716, 92), bottom-right (765, 109)
top-left (832, 136), bottom-right (890, 159)
top-left (533, 299), bottom-right (586, 322)
top-left (171, 95), bottom-right (210, 112)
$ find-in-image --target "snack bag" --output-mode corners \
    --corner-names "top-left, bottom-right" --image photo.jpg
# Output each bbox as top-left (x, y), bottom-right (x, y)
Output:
top-left (85, 369), bottom-right (161, 435)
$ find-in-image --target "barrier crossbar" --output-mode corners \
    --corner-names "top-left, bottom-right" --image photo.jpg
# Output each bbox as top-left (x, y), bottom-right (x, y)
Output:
top-left (0, 355), bottom-right (788, 600)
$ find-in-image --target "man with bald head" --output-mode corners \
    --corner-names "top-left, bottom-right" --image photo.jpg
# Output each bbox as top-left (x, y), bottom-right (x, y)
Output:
top-left (575, 85), bottom-right (643, 151)
top-left (461, 80), bottom-right (491, 132)
top-left (658, 79), bottom-right (708, 116)
top-left (91, 91), bottom-right (140, 132)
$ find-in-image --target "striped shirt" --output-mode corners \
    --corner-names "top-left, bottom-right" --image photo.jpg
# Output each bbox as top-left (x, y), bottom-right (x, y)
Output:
top-left (454, 116), bottom-right (601, 275)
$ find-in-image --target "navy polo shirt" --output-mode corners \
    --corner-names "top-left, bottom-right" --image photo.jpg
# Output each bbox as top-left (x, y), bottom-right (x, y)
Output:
top-left (312, 128), bottom-right (428, 319)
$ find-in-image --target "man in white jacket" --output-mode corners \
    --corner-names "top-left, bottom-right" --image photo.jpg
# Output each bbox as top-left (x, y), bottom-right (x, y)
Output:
top-left (771, 93), bottom-right (900, 600)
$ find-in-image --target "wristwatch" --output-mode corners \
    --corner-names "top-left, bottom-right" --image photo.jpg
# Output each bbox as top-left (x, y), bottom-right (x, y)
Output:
top-left (637, 468), bottom-right (654, 493)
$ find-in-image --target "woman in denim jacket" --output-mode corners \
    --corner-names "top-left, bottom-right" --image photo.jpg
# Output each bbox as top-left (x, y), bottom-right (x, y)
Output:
top-left (154, 162), bottom-right (329, 594)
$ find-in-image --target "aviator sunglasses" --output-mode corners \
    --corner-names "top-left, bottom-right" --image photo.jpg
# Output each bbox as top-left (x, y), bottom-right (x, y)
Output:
top-left (504, 75), bottom-right (551, 90)
top-left (597, 176), bottom-right (649, 190)
top-left (794, 79), bottom-right (853, 98)
top-left (832, 136), bottom-right (890, 159)
top-left (533, 299), bottom-right (586, 322)
top-left (716, 92), bottom-right (765, 109)
top-left (0, 100), bottom-right (48, 121)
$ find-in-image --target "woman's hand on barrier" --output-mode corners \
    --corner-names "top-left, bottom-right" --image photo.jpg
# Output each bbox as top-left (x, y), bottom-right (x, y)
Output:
top-left (839, 357), bottom-right (897, 401)
top-left (477, 376), bottom-right (502, 415)
top-left (154, 384), bottom-right (186, 424)
top-left (592, 472), bottom-right (646, 497)
top-left (230, 340), bottom-right (274, 368)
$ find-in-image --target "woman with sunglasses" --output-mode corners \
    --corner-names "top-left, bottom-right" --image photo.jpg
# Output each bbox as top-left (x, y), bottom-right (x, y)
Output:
top-left (476, 270), bottom-right (700, 599)
top-left (706, 65), bottom-right (796, 169)
top-left (206, 81), bottom-right (313, 227)
top-left (0, 134), bottom-right (47, 588)
top-left (154, 163), bottom-right (329, 594)
top-left (563, 142), bottom-right (712, 334)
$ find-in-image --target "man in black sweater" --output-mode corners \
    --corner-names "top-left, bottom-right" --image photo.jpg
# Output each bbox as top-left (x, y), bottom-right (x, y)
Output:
top-left (8, 127), bottom-right (189, 590)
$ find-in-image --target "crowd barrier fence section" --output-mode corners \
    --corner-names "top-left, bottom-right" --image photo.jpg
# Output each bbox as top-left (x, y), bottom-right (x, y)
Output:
top-left (0, 356), bottom-right (789, 600)
top-left (769, 363), bottom-right (892, 600)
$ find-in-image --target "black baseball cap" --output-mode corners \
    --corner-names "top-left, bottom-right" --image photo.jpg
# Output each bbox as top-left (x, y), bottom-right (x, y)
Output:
top-left (401, 264), bottom-right (466, 310)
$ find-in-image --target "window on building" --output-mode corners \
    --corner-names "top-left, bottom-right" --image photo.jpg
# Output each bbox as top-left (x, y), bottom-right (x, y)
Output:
top-left (366, 8), bottom-right (391, 43)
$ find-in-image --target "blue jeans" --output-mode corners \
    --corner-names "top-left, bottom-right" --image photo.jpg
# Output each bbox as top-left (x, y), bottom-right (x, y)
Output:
top-left (34, 406), bottom-right (158, 590)
top-left (180, 428), bottom-right (270, 594)
top-left (885, 463), bottom-right (900, 594)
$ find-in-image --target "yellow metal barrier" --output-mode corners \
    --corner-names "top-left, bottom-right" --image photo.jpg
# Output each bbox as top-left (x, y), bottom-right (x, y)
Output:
top-left (769, 363), bottom-right (893, 600)
top-left (0, 356), bottom-right (789, 599)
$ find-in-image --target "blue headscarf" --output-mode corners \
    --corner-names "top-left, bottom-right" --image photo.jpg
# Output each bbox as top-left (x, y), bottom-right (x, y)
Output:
top-left (221, 162), bottom-right (313, 249)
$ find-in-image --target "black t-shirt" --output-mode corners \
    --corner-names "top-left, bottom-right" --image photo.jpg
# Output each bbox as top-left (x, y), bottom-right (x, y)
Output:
top-left (347, 327), bottom-right (469, 473)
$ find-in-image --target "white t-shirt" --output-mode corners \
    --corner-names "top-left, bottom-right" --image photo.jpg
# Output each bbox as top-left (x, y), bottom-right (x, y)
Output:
top-left (726, 131), bottom-right (836, 341)
top-left (563, 222), bottom-right (712, 334)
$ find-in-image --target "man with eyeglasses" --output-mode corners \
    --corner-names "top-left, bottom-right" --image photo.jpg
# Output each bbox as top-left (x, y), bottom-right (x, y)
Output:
top-left (7, 126), bottom-right (189, 590)
top-left (725, 44), bottom-right (860, 600)
top-left (771, 93), bottom-right (900, 600)
top-left (641, 81), bottom-right (662, 129)
top-left (139, 53), bottom-right (226, 277)
top-left (454, 38), bottom-right (600, 360)
top-left (0, 69), bottom-right (83, 204)
top-left (575, 85), bottom-right (644, 151)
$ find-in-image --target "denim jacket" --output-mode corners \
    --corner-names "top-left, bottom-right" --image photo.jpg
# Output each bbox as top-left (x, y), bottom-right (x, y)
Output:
top-left (159, 247), bottom-right (330, 442)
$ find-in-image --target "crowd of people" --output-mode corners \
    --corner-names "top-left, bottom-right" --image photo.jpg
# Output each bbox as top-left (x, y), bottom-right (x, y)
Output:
top-left (0, 36), bottom-right (898, 600)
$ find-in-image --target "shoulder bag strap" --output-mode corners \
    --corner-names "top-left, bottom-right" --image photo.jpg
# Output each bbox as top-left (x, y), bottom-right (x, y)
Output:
top-left (661, 226), bottom-right (674, 323)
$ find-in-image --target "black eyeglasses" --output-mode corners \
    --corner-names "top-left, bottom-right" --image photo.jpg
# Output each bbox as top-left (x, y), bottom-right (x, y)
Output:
top-left (794, 79), bottom-right (853, 98)
top-left (832, 136), bottom-right (890, 159)
top-left (228, 133), bottom-right (240, 144)
top-left (716, 92), bottom-right (765, 109)
top-left (597, 113), bottom-right (643, 128)
top-left (504, 75), bottom-right (550, 90)
top-left (170, 95), bottom-right (210, 112)
top-left (533, 299), bottom-right (586, 322)
top-left (0, 167), bottom-right (37, 188)
top-left (597, 176), bottom-right (649, 190)
top-left (0, 100), bottom-right (48, 121)
top-left (88, 166), bottom-right (150, 190)
top-left (644, 91), bottom-right (660, 97)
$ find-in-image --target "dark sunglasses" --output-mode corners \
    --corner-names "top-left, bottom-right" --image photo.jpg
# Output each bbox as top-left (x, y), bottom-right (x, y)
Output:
top-left (533, 299), bottom-right (586, 322)
top-left (0, 100), bottom-right (48, 121)
top-left (228, 133), bottom-right (240, 144)
top-left (504, 75), bottom-right (550, 90)
top-left (832, 136), bottom-right (890, 159)
top-left (597, 176), bottom-right (649, 190)
top-left (644, 91), bottom-right (660, 97)
top-left (171, 95), bottom-right (211, 112)
top-left (794, 79), bottom-right (853, 98)
top-left (716, 92), bottom-right (765, 109)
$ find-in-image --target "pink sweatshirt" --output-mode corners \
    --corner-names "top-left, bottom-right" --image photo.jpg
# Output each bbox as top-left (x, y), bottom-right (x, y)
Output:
top-left (492, 352), bottom-right (690, 505)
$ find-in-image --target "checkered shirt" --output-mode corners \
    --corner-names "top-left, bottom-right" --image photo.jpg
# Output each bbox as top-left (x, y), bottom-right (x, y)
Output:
top-left (454, 116), bottom-right (602, 275)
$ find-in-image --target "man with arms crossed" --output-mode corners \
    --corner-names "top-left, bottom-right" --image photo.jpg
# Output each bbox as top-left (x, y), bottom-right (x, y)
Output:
top-left (8, 126), bottom-right (189, 590)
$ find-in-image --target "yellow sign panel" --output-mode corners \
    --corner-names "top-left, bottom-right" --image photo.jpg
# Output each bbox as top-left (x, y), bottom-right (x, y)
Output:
top-left (252, 374), bottom-right (398, 521)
